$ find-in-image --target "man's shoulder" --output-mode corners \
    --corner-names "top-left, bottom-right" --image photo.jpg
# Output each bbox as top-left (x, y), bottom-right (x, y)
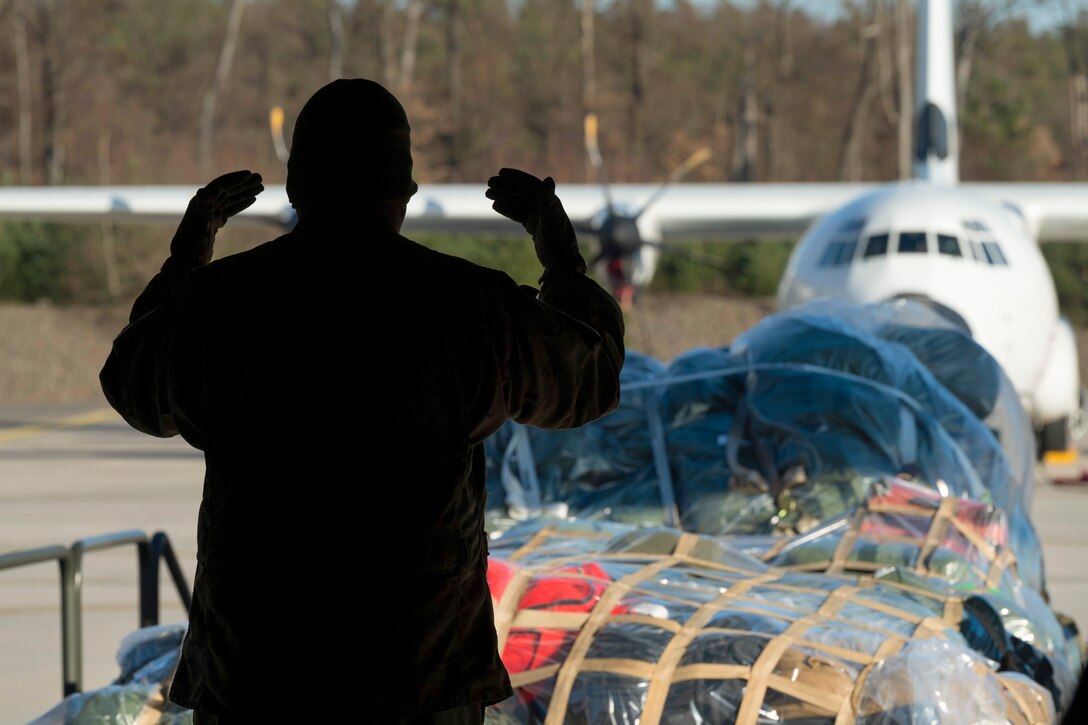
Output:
top-left (207, 233), bottom-right (294, 272)
top-left (398, 234), bottom-right (518, 287)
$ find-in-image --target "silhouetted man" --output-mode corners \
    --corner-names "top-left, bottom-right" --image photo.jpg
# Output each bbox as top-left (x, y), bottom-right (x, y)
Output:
top-left (100, 79), bottom-right (624, 723)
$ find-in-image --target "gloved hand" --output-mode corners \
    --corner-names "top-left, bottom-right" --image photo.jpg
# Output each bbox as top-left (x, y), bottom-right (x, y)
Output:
top-left (486, 168), bottom-right (586, 276)
top-left (170, 170), bottom-right (264, 269)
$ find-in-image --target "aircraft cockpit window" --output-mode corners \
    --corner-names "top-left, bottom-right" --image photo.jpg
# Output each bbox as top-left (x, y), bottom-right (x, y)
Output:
top-left (898, 231), bottom-right (927, 254)
top-left (970, 240), bottom-right (986, 263)
top-left (836, 240), bottom-right (858, 265)
top-left (819, 239), bottom-right (858, 267)
top-left (963, 219), bottom-right (991, 233)
top-left (982, 241), bottom-right (1008, 266)
top-left (863, 233), bottom-right (889, 258)
top-left (840, 217), bottom-right (866, 233)
top-left (937, 234), bottom-right (962, 257)
top-left (818, 243), bottom-right (839, 267)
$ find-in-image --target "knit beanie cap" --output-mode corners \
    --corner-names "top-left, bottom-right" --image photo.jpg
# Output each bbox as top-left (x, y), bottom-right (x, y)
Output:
top-left (286, 79), bottom-right (418, 206)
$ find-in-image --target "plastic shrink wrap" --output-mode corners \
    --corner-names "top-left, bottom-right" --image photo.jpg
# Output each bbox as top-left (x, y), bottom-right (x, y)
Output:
top-left (28, 624), bottom-right (191, 725)
top-left (483, 520), bottom-right (1057, 725)
top-left (486, 301), bottom-right (1045, 591)
top-left (482, 300), bottom-right (1076, 718)
top-left (484, 351), bottom-right (669, 529)
top-left (734, 300), bottom-right (1042, 592)
top-left (753, 476), bottom-right (1079, 710)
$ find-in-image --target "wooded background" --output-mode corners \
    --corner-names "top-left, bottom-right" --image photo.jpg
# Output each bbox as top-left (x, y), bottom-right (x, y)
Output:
top-left (3, 0), bottom-right (1088, 187)
top-left (2, 0), bottom-right (1088, 314)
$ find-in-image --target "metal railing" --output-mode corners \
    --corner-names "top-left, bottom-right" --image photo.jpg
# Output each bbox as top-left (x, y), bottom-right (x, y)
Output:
top-left (0, 529), bottom-right (191, 696)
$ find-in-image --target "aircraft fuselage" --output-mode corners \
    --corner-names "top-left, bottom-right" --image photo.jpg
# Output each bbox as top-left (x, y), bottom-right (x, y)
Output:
top-left (777, 182), bottom-right (1078, 431)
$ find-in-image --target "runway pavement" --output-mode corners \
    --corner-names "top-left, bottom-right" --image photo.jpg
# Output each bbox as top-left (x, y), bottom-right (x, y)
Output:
top-left (1, 403), bottom-right (1087, 723)
top-left (0, 404), bottom-right (202, 723)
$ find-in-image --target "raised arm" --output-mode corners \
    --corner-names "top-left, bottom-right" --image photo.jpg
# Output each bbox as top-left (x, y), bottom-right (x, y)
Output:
top-left (482, 168), bottom-right (625, 431)
top-left (100, 171), bottom-right (263, 442)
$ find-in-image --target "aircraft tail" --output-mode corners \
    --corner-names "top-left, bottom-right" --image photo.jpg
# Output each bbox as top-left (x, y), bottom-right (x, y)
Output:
top-left (914, 0), bottom-right (959, 184)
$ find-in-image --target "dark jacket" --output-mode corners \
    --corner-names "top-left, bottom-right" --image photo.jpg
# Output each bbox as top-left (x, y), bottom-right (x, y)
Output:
top-left (100, 210), bottom-right (625, 717)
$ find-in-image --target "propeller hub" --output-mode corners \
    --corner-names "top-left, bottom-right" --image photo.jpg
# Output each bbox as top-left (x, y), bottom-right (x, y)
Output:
top-left (599, 216), bottom-right (642, 258)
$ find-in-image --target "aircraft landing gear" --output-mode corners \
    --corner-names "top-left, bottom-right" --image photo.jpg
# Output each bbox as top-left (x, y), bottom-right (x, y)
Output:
top-left (1037, 388), bottom-right (1088, 459)
top-left (1039, 418), bottom-right (1069, 457)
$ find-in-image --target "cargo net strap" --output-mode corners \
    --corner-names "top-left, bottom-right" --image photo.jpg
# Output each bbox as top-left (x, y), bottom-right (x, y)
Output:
top-left (490, 526), bottom-right (1043, 725)
top-left (774, 484), bottom-right (1018, 590)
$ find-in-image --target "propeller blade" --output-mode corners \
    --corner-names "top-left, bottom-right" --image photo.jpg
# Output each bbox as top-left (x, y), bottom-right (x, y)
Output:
top-left (583, 113), bottom-right (614, 214)
top-left (669, 147), bottom-right (714, 184)
top-left (584, 113), bottom-right (604, 169)
top-left (633, 146), bottom-right (713, 221)
top-left (270, 106), bottom-right (290, 164)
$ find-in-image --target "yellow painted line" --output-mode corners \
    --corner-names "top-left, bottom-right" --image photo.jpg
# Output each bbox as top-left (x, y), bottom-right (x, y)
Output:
top-left (0, 601), bottom-right (188, 616)
top-left (1044, 449), bottom-right (1080, 466)
top-left (0, 407), bottom-right (117, 444)
top-left (56, 408), bottom-right (117, 427)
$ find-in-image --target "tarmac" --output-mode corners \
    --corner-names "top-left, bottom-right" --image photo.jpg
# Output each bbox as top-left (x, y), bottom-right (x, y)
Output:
top-left (1, 403), bottom-right (1086, 723)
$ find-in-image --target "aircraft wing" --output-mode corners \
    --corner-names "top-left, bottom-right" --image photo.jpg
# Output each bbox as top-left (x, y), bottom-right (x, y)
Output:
top-left (965, 183), bottom-right (1088, 242)
top-left (565, 181), bottom-right (1088, 243)
top-left (0, 182), bottom-right (874, 240)
top-left (405, 183), bottom-right (878, 240)
top-left (606, 183), bottom-right (876, 240)
top-left (0, 184), bottom-right (546, 236)
top-left (0, 181), bottom-right (1085, 243)
top-left (0, 186), bottom-right (294, 228)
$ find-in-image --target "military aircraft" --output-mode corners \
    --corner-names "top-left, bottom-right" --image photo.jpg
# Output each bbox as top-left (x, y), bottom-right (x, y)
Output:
top-left (0, 0), bottom-right (1085, 453)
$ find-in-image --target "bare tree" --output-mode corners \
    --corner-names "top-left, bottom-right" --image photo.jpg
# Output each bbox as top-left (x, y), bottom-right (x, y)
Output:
top-left (34, 0), bottom-right (64, 184)
top-left (896, 0), bottom-right (912, 179)
top-left (328, 0), bottom-right (345, 81)
top-left (444, 0), bottom-right (463, 178)
top-left (765, 0), bottom-right (794, 179)
top-left (956, 0), bottom-right (1027, 116)
top-left (874, 0), bottom-right (898, 124)
top-left (624, 0), bottom-right (650, 179)
top-left (398, 0), bottom-right (425, 97)
top-left (581, 0), bottom-right (596, 114)
top-left (955, 0), bottom-right (1027, 163)
top-left (838, 9), bottom-right (880, 181)
top-left (730, 47), bottom-right (761, 182)
top-left (199, 0), bottom-right (246, 175)
top-left (98, 131), bottom-right (121, 299)
top-left (11, 0), bottom-right (33, 184)
top-left (1059, 1), bottom-right (1088, 178)
top-left (378, 0), bottom-right (398, 88)
top-left (580, 0), bottom-right (597, 181)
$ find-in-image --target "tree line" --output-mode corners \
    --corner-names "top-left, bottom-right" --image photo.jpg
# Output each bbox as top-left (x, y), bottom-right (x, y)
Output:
top-left (1, 0), bottom-right (1088, 316)
top-left (1, 0), bottom-right (1087, 188)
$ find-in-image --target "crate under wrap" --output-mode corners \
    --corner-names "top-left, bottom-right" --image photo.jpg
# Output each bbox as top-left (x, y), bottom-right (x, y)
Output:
top-left (483, 520), bottom-right (1060, 725)
top-left (480, 300), bottom-right (1078, 719)
top-left (484, 351), bottom-right (668, 528)
top-left (484, 300), bottom-right (1045, 592)
top-left (724, 301), bottom-right (1044, 593)
top-left (740, 476), bottom-right (1081, 707)
top-left (35, 511), bottom-right (1076, 724)
top-left (789, 300), bottom-right (1037, 521)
